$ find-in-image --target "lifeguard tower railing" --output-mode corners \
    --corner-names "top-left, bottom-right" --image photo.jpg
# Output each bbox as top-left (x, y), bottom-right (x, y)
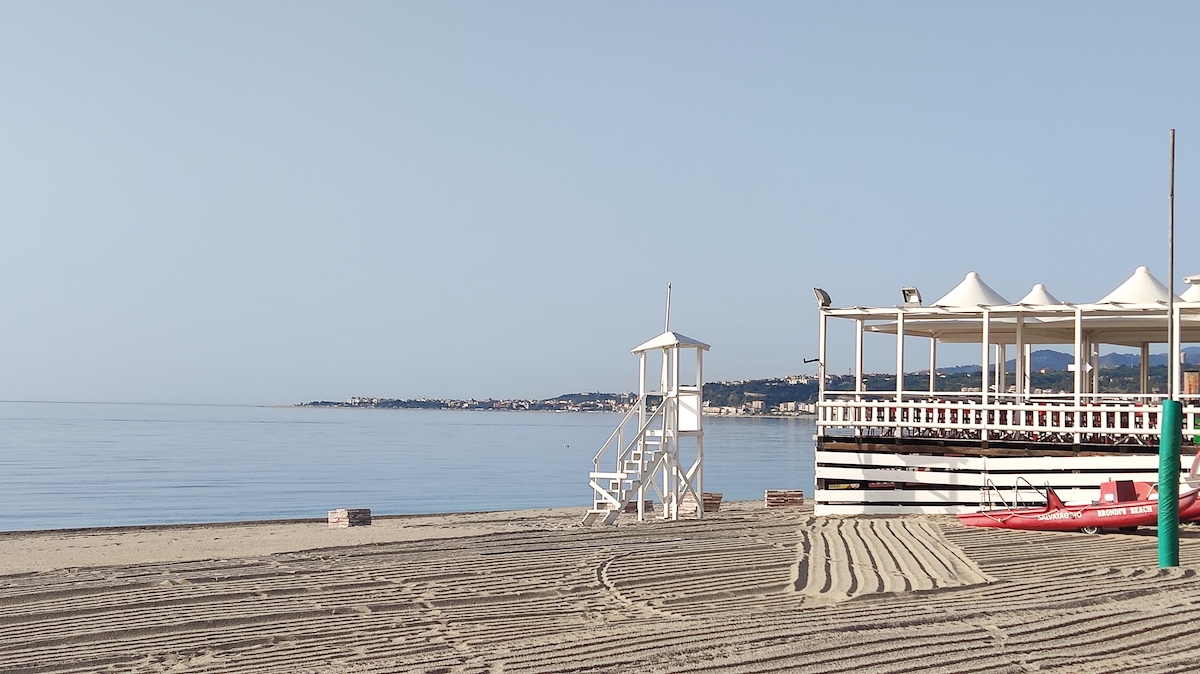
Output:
top-left (817, 392), bottom-right (1200, 445)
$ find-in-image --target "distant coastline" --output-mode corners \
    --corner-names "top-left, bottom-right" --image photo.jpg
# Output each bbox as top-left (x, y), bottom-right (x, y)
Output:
top-left (297, 375), bottom-right (821, 417)
top-left (298, 346), bottom-right (1185, 415)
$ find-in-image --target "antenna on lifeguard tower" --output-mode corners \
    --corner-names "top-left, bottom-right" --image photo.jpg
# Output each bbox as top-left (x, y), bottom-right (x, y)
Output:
top-left (664, 283), bottom-right (672, 333)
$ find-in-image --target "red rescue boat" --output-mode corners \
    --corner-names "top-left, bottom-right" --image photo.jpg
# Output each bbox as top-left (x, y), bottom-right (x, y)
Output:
top-left (959, 479), bottom-right (1200, 534)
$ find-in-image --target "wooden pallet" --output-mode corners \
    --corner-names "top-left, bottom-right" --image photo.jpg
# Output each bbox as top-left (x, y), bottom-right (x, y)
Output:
top-left (328, 508), bottom-right (372, 528)
top-left (764, 490), bottom-right (804, 508)
top-left (679, 492), bottom-right (723, 515)
top-left (623, 500), bottom-right (654, 514)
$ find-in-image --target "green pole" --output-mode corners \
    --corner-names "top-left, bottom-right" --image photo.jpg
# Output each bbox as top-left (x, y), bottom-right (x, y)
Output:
top-left (1159, 399), bottom-right (1181, 568)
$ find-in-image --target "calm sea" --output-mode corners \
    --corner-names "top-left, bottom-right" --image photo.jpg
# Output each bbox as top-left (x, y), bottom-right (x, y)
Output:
top-left (0, 402), bottom-right (815, 532)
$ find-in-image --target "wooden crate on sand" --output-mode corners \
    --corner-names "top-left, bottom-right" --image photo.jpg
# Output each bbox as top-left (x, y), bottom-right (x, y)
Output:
top-left (623, 500), bottom-right (654, 514)
top-left (328, 508), bottom-right (372, 528)
top-left (679, 492), bottom-right (723, 515)
top-left (764, 490), bottom-right (804, 508)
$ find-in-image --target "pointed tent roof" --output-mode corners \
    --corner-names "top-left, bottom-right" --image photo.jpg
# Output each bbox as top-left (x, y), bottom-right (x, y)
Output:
top-left (1182, 283), bottom-right (1200, 302)
top-left (932, 272), bottom-right (1009, 307)
top-left (631, 331), bottom-right (710, 353)
top-left (1096, 266), bottom-right (1179, 304)
top-left (1017, 283), bottom-right (1063, 305)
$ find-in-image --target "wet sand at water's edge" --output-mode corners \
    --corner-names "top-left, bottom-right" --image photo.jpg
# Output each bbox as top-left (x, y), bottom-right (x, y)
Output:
top-left (3, 502), bottom-right (1200, 673)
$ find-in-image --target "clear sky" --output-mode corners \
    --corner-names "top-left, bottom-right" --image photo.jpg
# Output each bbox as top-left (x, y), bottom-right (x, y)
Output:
top-left (2, 2), bottom-right (1199, 404)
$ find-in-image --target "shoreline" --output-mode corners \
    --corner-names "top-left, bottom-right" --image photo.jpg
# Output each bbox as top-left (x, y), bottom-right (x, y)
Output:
top-left (0, 507), bottom-right (547, 538)
top-left (0, 504), bottom-right (595, 576)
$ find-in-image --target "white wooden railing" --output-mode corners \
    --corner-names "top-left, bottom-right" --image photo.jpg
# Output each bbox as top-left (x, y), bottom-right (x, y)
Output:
top-left (818, 393), bottom-right (1200, 444)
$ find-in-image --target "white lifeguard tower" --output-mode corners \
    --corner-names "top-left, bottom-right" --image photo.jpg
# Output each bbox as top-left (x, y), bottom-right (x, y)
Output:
top-left (582, 327), bottom-right (709, 526)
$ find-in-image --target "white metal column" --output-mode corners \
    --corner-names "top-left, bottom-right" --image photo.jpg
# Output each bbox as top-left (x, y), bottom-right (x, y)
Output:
top-left (981, 310), bottom-right (990, 443)
top-left (1173, 305), bottom-right (1183, 399)
top-left (1024, 343), bottom-right (1032, 399)
top-left (1015, 315), bottom-right (1025, 401)
top-left (1073, 308), bottom-right (1083, 443)
top-left (895, 310), bottom-right (905, 437)
top-left (929, 337), bottom-right (937, 393)
top-left (896, 310), bottom-right (905, 404)
top-left (854, 318), bottom-right (864, 437)
top-left (818, 311), bottom-right (828, 403)
top-left (854, 318), bottom-right (864, 394)
top-left (694, 347), bottom-right (703, 518)
top-left (997, 343), bottom-right (1006, 397)
top-left (1141, 342), bottom-right (1150, 395)
top-left (981, 310), bottom-right (991, 405)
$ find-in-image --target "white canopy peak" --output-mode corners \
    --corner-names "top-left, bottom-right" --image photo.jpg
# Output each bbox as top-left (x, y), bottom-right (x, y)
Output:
top-left (932, 271), bottom-right (1010, 308)
top-left (1096, 265), bottom-right (1180, 304)
top-left (1017, 283), bottom-right (1063, 305)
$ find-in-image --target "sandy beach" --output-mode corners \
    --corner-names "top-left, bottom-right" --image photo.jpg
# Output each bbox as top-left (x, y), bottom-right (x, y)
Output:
top-left (3, 503), bottom-right (1200, 673)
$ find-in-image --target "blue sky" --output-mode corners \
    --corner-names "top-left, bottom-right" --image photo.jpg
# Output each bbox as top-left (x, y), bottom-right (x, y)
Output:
top-left (1, 2), bottom-right (1198, 404)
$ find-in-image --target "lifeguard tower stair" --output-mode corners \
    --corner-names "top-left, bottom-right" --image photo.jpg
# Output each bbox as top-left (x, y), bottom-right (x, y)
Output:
top-left (582, 401), bottom-right (670, 526)
top-left (581, 327), bottom-right (709, 527)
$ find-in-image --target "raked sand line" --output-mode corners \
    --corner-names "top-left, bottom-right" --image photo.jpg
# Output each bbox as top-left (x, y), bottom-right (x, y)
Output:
top-left (793, 516), bottom-right (992, 603)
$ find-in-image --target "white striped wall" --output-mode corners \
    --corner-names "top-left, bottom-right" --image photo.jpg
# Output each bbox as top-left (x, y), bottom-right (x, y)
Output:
top-left (814, 450), bottom-right (1196, 515)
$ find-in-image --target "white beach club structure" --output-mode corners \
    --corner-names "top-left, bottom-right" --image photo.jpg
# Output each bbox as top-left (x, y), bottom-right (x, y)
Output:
top-left (813, 266), bottom-right (1200, 516)
top-left (582, 330), bottom-right (709, 526)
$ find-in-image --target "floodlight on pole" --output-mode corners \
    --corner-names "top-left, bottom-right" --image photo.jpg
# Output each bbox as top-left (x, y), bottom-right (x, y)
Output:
top-left (813, 288), bottom-right (831, 309)
top-left (901, 287), bottom-right (922, 308)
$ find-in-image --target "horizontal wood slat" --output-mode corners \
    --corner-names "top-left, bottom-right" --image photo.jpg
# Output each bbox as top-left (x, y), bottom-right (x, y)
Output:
top-left (764, 489), bottom-right (805, 508)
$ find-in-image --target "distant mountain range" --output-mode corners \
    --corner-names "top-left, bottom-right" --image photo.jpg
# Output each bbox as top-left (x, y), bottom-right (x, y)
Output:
top-left (937, 347), bottom-right (1200, 374)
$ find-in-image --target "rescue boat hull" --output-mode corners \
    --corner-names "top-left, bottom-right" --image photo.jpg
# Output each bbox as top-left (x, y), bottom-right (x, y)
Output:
top-left (959, 487), bottom-right (1200, 532)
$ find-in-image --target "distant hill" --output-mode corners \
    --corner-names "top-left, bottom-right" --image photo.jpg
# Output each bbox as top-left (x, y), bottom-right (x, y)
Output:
top-left (939, 349), bottom-right (1070, 374)
top-left (939, 347), bottom-right (1200, 373)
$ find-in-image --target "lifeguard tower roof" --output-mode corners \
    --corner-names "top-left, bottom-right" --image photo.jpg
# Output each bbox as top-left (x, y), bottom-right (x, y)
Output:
top-left (631, 331), bottom-right (711, 353)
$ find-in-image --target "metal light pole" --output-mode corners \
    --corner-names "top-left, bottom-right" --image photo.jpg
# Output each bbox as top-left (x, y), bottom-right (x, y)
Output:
top-left (1159, 129), bottom-right (1180, 568)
